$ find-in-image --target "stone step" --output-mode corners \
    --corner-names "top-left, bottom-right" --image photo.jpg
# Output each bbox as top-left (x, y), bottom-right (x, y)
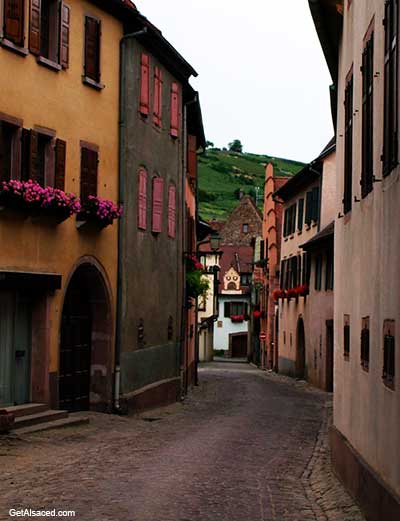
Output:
top-left (15, 414), bottom-right (90, 435)
top-left (14, 409), bottom-right (69, 429)
top-left (4, 403), bottom-right (48, 418)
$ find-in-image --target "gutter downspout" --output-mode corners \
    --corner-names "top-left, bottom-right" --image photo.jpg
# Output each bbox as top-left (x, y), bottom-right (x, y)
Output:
top-left (114, 27), bottom-right (147, 413)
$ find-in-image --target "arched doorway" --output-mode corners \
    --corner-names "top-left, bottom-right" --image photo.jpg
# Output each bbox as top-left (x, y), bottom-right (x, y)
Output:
top-left (296, 317), bottom-right (306, 379)
top-left (59, 262), bottom-right (112, 412)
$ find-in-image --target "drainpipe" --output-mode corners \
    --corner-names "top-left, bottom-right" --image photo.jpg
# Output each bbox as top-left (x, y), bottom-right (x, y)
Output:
top-left (114, 27), bottom-right (148, 413)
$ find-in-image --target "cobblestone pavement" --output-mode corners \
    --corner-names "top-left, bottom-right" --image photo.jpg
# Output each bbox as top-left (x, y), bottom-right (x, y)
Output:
top-left (0, 362), bottom-right (365, 521)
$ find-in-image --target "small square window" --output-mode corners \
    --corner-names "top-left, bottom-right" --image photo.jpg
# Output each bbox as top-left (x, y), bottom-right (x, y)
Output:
top-left (243, 223), bottom-right (249, 233)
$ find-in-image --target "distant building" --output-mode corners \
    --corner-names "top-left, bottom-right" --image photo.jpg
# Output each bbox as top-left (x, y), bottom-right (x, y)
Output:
top-left (273, 141), bottom-right (336, 389)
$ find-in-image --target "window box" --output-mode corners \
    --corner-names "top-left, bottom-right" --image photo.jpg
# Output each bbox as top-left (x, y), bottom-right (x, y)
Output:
top-left (231, 315), bottom-right (244, 323)
top-left (77, 196), bottom-right (123, 231)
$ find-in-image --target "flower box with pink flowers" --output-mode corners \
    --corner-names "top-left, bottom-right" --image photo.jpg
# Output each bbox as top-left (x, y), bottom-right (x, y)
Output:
top-left (77, 195), bottom-right (123, 230)
top-left (0, 180), bottom-right (81, 224)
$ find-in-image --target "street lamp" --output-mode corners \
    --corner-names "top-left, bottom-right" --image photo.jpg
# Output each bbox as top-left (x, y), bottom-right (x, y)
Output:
top-left (197, 231), bottom-right (221, 252)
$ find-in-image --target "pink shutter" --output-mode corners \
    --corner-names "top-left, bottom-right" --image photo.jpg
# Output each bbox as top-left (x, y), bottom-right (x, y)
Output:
top-left (152, 177), bottom-right (164, 233)
top-left (140, 53), bottom-right (150, 116)
top-left (168, 185), bottom-right (176, 238)
top-left (153, 67), bottom-right (163, 126)
top-left (138, 168), bottom-right (147, 230)
top-left (170, 82), bottom-right (179, 138)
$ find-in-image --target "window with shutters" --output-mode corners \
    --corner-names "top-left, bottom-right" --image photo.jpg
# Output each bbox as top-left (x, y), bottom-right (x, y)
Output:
top-left (0, 121), bottom-right (20, 182)
top-left (167, 184), bottom-right (176, 238)
top-left (227, 302), bottom-right (245, 316)
top-left (383, 0), bottom-right (398, 176)
top-left (83, 16), bottom-right (101, 87)
top-left (311, 186), bottom-right (320, 223)
top-left (325, 249), bottom-right (334, 291)
top-left (3, 0), bottom-right (25, 47)
top-left (297, 198), bottom-right (304, 231)
top-left (153, 66), bottom-right (163, 126)
top-left (361, 30), bottom-right (374, 197)
top-left (137, 168), bottom-right (147, 230)
top-left (80, 146), bottom-right (98, 204)
top-left (224, 302), bottom-right (231, 318)
top-left (19, 128), bottom-right (65, 189)
top-left (361, 317), bottom-right (370, 371)
top-left (28, 0), bottom-right (70, 69)
top-left (344, 314), bottom-right (350, 360)
top-left (305, 191), bottom-right (313, 226)
top-left (170, 82), bottom-right (179, 138)
top-left (344, 72), bottom-right (353, 213)
top-left (383, 320), bottom-right (395, 389)
top-left (314, 255), bottom-right (322, 291)
top-left (302, 252), bottom-right (311, 286)
top-left (152, 176), bottom-right (164, 234)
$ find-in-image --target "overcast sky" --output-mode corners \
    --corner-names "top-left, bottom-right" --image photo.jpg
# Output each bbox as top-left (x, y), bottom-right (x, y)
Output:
top-left (139, 0), bottom-right (333, 164)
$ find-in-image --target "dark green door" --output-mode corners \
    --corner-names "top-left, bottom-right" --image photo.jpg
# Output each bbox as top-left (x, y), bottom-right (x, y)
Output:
top-left (0, 293), bottom-right (14, 406)
top-left (0, 292), bottom-right (31, 407)
top-left (13, 296), bottom-right (32, 405)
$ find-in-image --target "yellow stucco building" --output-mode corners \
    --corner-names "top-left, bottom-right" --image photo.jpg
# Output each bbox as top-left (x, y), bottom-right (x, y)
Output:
top-left (0, 0), bottom-right (129, 413)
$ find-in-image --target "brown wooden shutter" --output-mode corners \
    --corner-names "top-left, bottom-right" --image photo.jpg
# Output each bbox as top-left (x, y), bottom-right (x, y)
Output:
top-left (80, 148), bottom-right (98, 203)
top-left (84, 17), bottom-right (100, 82)
top-left (54, 139), bottom-right (66, 190)
top-left (4, 0), bottom-right (24, 46)
top-left (29, 130), bottom-right (39, 181)
top-left (60, 3), bottom-right (70, 69)
top-left (29, 0), bottom-right (41, 55)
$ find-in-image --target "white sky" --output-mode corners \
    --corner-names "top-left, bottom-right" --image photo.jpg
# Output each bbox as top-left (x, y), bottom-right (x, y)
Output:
top-left (139, 0), bottom-right (333, 164)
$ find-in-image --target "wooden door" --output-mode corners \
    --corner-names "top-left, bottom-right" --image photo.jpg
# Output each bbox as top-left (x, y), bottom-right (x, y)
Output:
top-left (232, 334), bottom-right (247, 358)
top-left (296, 318), bottom-right (306, 379)
top-left (59, 287), bottom-right (92, 411)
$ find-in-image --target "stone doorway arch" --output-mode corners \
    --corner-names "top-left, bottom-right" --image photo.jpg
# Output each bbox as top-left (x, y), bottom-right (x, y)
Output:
top-left (58, 260), bottom-right (113, 412)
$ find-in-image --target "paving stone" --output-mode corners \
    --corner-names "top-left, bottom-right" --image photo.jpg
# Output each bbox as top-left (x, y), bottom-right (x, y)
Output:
top-left (0, 363), bottom-right (365, 521)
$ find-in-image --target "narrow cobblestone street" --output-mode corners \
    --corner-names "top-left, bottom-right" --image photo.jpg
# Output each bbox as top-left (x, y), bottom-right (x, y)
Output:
top-left (0, 363), bottom-right (364, 521)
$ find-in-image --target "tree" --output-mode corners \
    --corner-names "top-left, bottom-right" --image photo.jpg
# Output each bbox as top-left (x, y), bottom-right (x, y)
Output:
top-left (205, 140), bottom-right (214, 149)
top-left (228, 139), bottom-right (243, 153)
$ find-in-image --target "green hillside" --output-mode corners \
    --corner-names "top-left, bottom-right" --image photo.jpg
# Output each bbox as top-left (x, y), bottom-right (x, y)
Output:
top-left (198, 149), bottom-right (305, 221)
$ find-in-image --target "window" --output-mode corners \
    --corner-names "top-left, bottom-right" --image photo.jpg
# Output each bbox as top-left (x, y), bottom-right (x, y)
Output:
top-left (137, 168), bottom-right (147, 230)
top-left (84, 16), bottom-right (101, 85)
top-left (305, 191), bottom-right (312, 225)
top-left (29, 0), bottom-right (70, 68)
top-left (297, 198), bottom-right (304, 231)
top-left (344, 314), bottom-right (350, 359)
top-left (240, 273), bottom-right (251, 286)
top-left (283, 204), bottom-right (296, 237)
top-left (80, 146), bottom-right (98, 204)
top-left (311, 186), bottom-right (320, 222)
top-left (20, 128), bottom-right (65, 189)
top-left (152, 176), bottom-right (164, 233)
top-left (344, 72), bottom-right (353, 213)
top-left (361, 317), bottom-right (370, 371)
top-left (243, 223), bottom-right (249, 233)
top-left (167, 184), bottom-right (176, 238)
top-left (140, 53), bottom-right (150, 116)
top-left (314, 255), bottom-right (322, 291)
top-left (361, 30), bottom-right (374, 197)
top-left (229, 302), bottom-right (245, 316)
top-left (383, 320), bottom-right (395, 389)
top-left (170, 82), bottom-right (179, 138)
top-left (325, 249), bottom-right (334, 291)
top-left (0, 121), bottom-right (20, 182)
top-left (4, 0), bottom-right (25, 47)
top-left (383, 0), bottom-right (398, 176)
top-left (153, 66), bottom-right (163, 126)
